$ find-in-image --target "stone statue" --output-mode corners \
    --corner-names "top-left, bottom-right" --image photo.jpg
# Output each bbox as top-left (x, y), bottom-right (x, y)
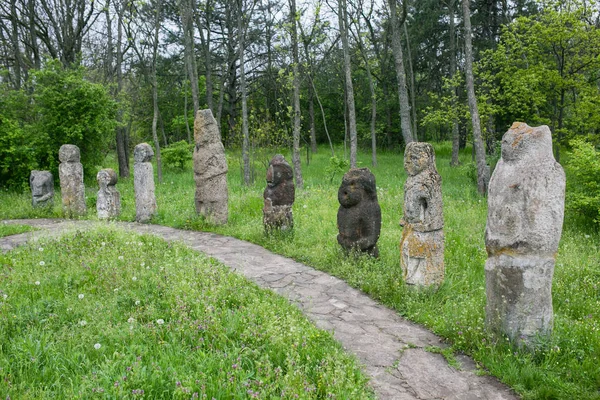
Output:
top-left (30, 170), bottom-right (54, 208)
top-left (133, 143), bottom-right (157, 223)
top-left (485, 122), bottom-right (565, 345)
top-left (96, 168), bottom-right (121, 219)
top-left (263, 154), bottom-right (295, 232)
top-left (337, 168), bottom-right (381, 257)
top-left (399, 142), bottom-right (444, 287)
top-left (193, 109), bottom-right (228, 224)
top-left (58, 144), bottom-right (87, 217)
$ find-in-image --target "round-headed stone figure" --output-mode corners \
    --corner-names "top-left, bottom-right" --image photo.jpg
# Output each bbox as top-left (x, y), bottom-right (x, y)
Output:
top-left (96, 168), bottom-right (121, 219)
top-left (30, 170), bottom-right (54, 207)
top-left (399, 142), bottom-right (444, 287)
top-left (58, 144), bottom-right (87, 217)
top-left (337, 168), bottom-right (382, 257)
top-left (263, 154), bottom-right (295, 231)
top-left (485, 122), bottom-right (565, 346)
top-left (133, 143), bottom-right (157, 223)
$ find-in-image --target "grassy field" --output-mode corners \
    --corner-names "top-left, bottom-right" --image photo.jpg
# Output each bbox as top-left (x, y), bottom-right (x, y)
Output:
top-left (1, 142), bottom-right (599, 399)
top-left (0, 226), bottom-right (374, 398)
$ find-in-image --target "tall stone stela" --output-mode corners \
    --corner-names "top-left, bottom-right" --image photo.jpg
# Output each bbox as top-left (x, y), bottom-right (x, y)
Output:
top-left (337, 168), bottom-right (382, 257)
top-left (399, 142), bottom-right (444, 287)
top-left (133, 143), bottom-right (157, 223)
top-left (96, 168), bottom-right (121, 219)
top-left (485, 122), bottom-right (565, 346)
top-left (263, 154), bottom-right (295, 232)
top-left (30, 170), bottom-right (54, 207)
top-left (58, 144), bottom-right (87, 217)
top-left (193, 109), bottom-right (228, 225)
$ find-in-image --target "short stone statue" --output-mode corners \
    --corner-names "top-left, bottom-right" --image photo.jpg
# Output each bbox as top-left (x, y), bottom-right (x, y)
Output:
top-left (485, 122), bottom-right (565, 345)
top-left (58, 144), bottom-right (87, 217)
top-left (399, 142), bottom-right (444, 287)
top-left (133, 143), bottom-right (157, 223)
top-left (337, 168), bottom-right (382, 256)
top-left (193, 109), bottom-right (228, 225)
top-left (263, 154), bottom-right (295, 232)
top-left (96, 168), bottom-right (120, 219)
top-left (30, 170), bottom-right (54, 208)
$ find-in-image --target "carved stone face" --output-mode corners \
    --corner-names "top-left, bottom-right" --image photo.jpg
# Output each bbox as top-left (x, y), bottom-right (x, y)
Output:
top-left (134, 143), bottom-right (154, 163)
top-left (30, 171), bottom-right (53, 197)
top-left (501, 122), bottom-right (553, 162)
top-left (59, 144), bottom-right (81, 163)
top-left (338, 168), bottom-right (376, 208)
top-left (404, 142), bottom-right (434, 176)
top-left (97, 168), bottom-right (117, 189)
top-left (266, 155), bottom-right (293, 188)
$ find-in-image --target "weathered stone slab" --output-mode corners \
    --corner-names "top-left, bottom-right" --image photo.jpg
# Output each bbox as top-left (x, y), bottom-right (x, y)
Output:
top-left (58, 144), bottom-right (87, 217)
top-left (263, 154), bottom-right (295, 232)
top-left (485, 122), bottom-right (565, 345)
top-left (337, 168), bottom-right (381, 256)
top-left (400, 142), bottom-right (444, 286)
top-left (30, 170), bottom-right (54, 207)
top-left (193, 109), bottom-right (228, 224)
top-left (133, 143), bottom-right (157, 223)
top-left (96, 168), bottom-right (120, 219)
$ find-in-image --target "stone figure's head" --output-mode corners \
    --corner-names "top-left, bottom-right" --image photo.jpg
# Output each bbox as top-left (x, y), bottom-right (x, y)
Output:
top-left (194, 109), bottom-right (221, 145)
top-left (266, 154), bottom-right (293, 187)
top-left (134, 143), bottom-right (154, 163)
top-left (97, 168), bottom-right (117, 189)
top-left (501, 122), bottom-right (554, 162)
top-left (59, 144), bottom-right (81, 163)
top-left (404, 142), bottom-right (435, 176)
top-left (30, 170), bottom-right (53, 196)
top-left (338, 168), bottom-right (377, 208)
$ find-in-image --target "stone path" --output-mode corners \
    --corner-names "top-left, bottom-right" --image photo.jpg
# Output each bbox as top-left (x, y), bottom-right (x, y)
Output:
top-left (1, 219), bottom-right (518, 400)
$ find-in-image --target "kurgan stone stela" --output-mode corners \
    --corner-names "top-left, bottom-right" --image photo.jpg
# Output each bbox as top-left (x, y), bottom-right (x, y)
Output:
top-left (193, 109), bottom-right (228, 225)
top-left (485, 122), bottom-right (565, 345)
top-left (30, 170), bottom-right (54, 208)
top-left (337, 168), bottom-right (382, 257)
top-left (400, 142), bottom-right (445, 287)
top-left (133, 143), bottom-right (157, 223)
top-left (263, 154), bottom-right (295, 232)
top-left (96, 168), bottom-right (121, 219)
top-left (58, 144), bottom-right (87, 217)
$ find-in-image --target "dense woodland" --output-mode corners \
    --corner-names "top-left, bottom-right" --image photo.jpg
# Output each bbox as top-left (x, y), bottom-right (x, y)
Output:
top-left (1, 0), bottom-right (599, 222)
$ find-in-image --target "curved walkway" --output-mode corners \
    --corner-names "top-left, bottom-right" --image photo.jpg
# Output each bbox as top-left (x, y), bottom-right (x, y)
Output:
top-left (1, 219), bottom-right (517, 400)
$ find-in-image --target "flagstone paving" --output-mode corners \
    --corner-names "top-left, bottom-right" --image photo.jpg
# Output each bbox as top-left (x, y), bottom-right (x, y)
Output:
top-left (1, 219), bottom-right (518, 400)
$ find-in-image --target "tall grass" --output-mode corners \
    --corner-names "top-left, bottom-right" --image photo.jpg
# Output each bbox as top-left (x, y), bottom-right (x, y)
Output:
top-left (1, 143), bottom-right (599, 399)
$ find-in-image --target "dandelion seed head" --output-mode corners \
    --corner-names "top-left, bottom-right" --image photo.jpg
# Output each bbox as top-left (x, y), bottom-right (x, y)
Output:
top-left (38, 247), bottom-right (44, 252)
top-left (39, 261), bottom-right (45, 266)
top-left (156, 319), bottom-right (165, 325)
top-left (128, 317), bottom-right (135, 324)
top-left (135, 300), bottom-right (140, 306)
top-left (79, 320), bottom-right (87, 326)
top-left (94, 343), bottom-right (101, 350)
top-left (35, 281), bottom-right (40, 285)
top-left (78, 294), bottom-right (84, 299)
top-left (118, 256), bottom-right (124, 260)
top-left (132, 276), bottom-right (137, 281)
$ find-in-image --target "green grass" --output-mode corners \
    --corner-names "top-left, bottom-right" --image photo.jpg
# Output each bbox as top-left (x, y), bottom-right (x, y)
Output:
top-left (1, 142), bottom-right (599, 399)
top-left (0, 223), bottom-right (35, 237)
top-left (0, 227), bottom-right (374, 399)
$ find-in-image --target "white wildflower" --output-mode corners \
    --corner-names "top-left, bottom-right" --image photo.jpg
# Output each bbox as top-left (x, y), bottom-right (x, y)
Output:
top-left (94, 343), bottom-right (101, 350)
top-left (118, 256), bottom-right (124, 260)
top-left (132, 276), bottom-right (137, 281)
top-left (39, 261), bottom-right (45, 266)
top-left (135, 300), bottom-right (140, 306)
top-left (35, 281), bottom-right (40, 285)
top-left (156, 319), bottom-right (165, 325)
top-left (38, 247), bottom-right (44, 252)
top-left (127, 317), bottom-right (135, 324)
top-left (78, 294), bottom-right (84, 300)
top-left (79, 320), bottom-right (87, 326)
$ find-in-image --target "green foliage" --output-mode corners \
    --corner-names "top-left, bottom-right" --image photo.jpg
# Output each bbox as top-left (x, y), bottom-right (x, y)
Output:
top-left (0, 227), bottom-right (374, 398)
top-left (161, 140), bottom-right (193, 170)
top-left (0, 224), bottom-right (35, 238)
top-left (565, 138), bottom-right (600, 226)
top-left (325, 156), bottom-right (350, 183)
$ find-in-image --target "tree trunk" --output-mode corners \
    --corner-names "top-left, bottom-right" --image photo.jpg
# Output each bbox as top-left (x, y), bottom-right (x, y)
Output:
top-left (184, 88), bottom-right (192, 143)
top-left (404, 22), bottom-right (417, 140)
top-left (238, 0), bottom-right (250, 185)
top-left (339, 0), bottom-right (358, 168)
top-left (10, 0), bottom-right (22, 89)
top-left (309, 87), bottom-right (317, 153)
top-left (151, 0), bottom-right (163, 183)
top-left (388, 0), bottom-right (414, 146)
top-left (115, 0), bottom-right (129, 177)
top-left (449, 0), bottom-right (460, 166)
top-left (462, 0), bottom-right (488, 194)
top-left (310, 76), bottom-right (334, 157)
top-left (180, 0), bottom-right (200, 115)
top-left (290, 0), bottom-right (303, 189)
top-left (195, 0), bottom-right (213, 111)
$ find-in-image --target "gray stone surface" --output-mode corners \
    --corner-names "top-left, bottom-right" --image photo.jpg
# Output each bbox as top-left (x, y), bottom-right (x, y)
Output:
top-left (337, 168), bottom-right (382, 256)
top-left (133, 143), bottom-right (157, 223)
top-left (1, 219), bottom-right (518, 400)
top-left (263, 154), bottom-right (295, 232)
top-left (58, 144), bottom-right (87, 217)
top-left (30, 170), bottom-right (54, 207)
top-left (96, 168), bottom-right (120, 219)
top-left (485, 122), bottom-right (565, 345)
top-left (193, 109), bottom-right (228, 225)
top-left (400, 142), bottom-right (444, 287)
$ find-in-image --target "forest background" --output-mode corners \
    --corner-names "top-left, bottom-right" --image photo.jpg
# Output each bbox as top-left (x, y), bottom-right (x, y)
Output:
top-left (0, 0), bottom-right (599, 226)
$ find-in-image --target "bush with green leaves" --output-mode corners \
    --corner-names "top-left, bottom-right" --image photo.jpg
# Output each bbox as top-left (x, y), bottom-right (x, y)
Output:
top-left (565, 138), bottom-right (600, 226)
top-left (161, 140), bottom-right (193, 170)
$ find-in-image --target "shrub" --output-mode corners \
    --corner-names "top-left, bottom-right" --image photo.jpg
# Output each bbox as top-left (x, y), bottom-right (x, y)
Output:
top-left (161, 140), bottom-right (193, 169)
top-left (565, 138), bottom-right (600, 226)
